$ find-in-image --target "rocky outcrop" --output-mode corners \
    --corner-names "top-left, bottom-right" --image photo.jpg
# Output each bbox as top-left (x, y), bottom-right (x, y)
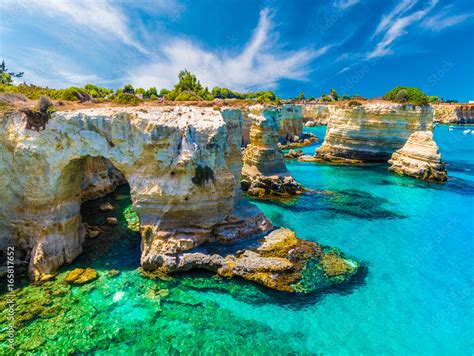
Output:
top-left (241, 105), bottom-right (304, 198)
top-left (315, 103), bottom-right (434, 163)
top-left (242, 104), bottom-right (317, 148)
top-left (0, 106), bottom-right (359, 292)
top-left (302, 104), bottom-right (334, 126)
top-left (80, 157), bottom-right (126, 201)
top-left (388, 131), bottom-right (447, 182)
top-left (433, 104), bottom-right (474, 124)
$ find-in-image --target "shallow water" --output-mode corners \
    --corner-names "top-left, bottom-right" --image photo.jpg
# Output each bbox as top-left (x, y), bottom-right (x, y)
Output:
top-left (1, 125), bottom-right (473, 354)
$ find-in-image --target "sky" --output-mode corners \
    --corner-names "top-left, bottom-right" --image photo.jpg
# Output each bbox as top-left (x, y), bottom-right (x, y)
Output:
top-left (1, 0), bottom-right (473, 101)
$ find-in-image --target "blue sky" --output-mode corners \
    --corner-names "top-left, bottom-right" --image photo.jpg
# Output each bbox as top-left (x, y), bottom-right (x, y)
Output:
top-left (1, 0), bottom-right (473, 101)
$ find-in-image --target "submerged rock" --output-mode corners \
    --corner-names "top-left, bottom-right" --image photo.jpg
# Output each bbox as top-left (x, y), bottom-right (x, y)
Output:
top-left (99, 202), bottom-right (114, 212)
top-left (388, 131), bottom-right (447, 182)
top-left (106, 217), bottom-right (118, 225)
top-left (65, 268), bottom-right (98, 285)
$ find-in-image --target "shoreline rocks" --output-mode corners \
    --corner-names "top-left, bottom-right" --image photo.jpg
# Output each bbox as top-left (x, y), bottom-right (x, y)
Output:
top-left (433, 104), bottom-right (474, 124)
top-left (388, 131), bottom-right (447, 182)
top-left (0, 105), bottom-right (359, 293)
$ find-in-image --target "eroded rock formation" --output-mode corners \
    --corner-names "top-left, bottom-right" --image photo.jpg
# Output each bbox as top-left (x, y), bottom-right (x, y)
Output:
top-left (81, 157), bottom-right (126, 201)
top-left (302, 104), bottom-right (334, 126)
top-left (388, 131), bottom-right (447, 182)
top-left (241, 105), bottom-right (304, 198)
top-left (315, 103), bottom-right (433, 163)
top-left (0, 106), bottom-right (358, 292)
top-left (242, 104), bottom-right (316, 148)
top-left (433, 104), bottom-right (474, 124)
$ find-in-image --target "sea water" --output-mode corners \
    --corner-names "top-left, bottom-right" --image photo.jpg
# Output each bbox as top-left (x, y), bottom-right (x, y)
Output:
top-left (0, 125), bottom-right (472, 354)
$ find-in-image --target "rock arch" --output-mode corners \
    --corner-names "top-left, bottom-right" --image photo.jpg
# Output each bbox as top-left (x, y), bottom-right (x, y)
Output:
top-left (0, 107), bottom-right (270, 280)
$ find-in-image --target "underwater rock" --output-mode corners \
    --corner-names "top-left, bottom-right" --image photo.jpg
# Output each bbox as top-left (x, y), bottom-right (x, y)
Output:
top-left (99, 202), bottom-right (114, 212)
top-left (388, 131), bottom-right (447, 182)
top-left (315, 103), bottom-right (434, 163)
top-left (433, 104), bottom-right (474, 124)
top-left (241, 105), bottom-right (304, 198)
top-left (65, 268), bottom-right (98, 285)
top-left (108, 269), bottom-right (120, 278)
top-left (106, 217), bottom-right (118, 225)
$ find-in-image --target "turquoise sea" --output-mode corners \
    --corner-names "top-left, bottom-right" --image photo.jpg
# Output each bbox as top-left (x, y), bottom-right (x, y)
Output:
top-left (1, 125), bottom-right (473, 354)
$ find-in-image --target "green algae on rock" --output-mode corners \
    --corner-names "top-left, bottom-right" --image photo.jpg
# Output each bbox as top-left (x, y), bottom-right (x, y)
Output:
top-left (65, 268), bottom-right (98, 285)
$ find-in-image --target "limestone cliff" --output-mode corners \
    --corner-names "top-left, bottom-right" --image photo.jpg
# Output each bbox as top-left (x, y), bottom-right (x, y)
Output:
top-left (0, 106), bottom-right (358, 292)
top-left (433, 104), bottom-right (474, 124)
top-left (81, 156), bottom-right (126, 201)
top-left (242, 104), bottom-right (316, 148)
top-left (241, 105), bottom-right (303, 198)
top-left (388, 131), bottom-right (447, 182)
top-left (302, 104), bottom-right (334, 126)
top-left (315, 103), bottom-right (433, 163)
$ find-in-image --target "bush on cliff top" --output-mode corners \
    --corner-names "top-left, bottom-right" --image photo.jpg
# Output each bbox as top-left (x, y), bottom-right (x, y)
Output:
top-left (114, 93), bottom-right (141, 105)
top-left (383, 86), bottom-right (429, 106)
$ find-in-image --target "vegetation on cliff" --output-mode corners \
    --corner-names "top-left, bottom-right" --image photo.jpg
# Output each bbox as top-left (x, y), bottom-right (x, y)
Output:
top-left (383, 86), bottom-right (429, 106)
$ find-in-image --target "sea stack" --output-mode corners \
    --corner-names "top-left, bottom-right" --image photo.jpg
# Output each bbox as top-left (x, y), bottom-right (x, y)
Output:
top-left (241, 105), bottom-right (304, 198)
top-left (315, 102), bottom-right (434, 163)
top-left (388, 131), bottom-right (447, 182)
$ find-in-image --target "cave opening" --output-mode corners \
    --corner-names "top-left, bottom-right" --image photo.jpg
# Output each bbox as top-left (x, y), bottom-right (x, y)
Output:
top-left (74, 156), bottom-right (142, 273)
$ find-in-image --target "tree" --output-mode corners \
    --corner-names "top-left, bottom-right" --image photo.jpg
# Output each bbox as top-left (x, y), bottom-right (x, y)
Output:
top-left (122, 84), bottom-right (135, 94)
top-left (296, 91), bottom-right (305, 100)
top-left (0, 60), bottom-right (24, 85)
top-left (395, 89), bottom-right (408, 103)
top-left (330, 89), bottom-right (338, 101)
top-left (383, 86), bottom-right (428, 106)
top-left (166, 70), bottom-right (212, 101)
top-left (144, 87), bottom-right (158, 99)
top-left (159, 88), bottom-right (170, 97)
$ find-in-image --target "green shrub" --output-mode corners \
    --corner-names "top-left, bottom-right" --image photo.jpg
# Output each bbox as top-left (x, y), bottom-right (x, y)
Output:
top-left (321, 95), bottom-right (335, 102)
top-left (114, 93), bottom-right (141, 105)
top-left (383, 86), bottom-right (428, 106)
top-left (395, 89), bottom-right (408, 102)
top-left (174, 92), bottom-right (200, 101)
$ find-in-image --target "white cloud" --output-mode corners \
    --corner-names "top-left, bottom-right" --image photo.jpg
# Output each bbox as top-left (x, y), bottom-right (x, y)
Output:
top-left (373, 0), bottom-right (418, 37)
top-left (333, 0), bottom-right (360, 10)
top-left (128, 8), bottom-right (328, 91)
top-left (368, 0), bottom-right (438, 59)
top-left (15, 0), bottom-right (149, 54)
top-left (421, 6), bottom-right (474, 31)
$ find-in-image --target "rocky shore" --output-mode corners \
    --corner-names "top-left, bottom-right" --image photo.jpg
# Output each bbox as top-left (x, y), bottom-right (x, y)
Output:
top-left (0, 106), bottom-right (358, 292)
top-left (433, 104), bottom-right (474, 124)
